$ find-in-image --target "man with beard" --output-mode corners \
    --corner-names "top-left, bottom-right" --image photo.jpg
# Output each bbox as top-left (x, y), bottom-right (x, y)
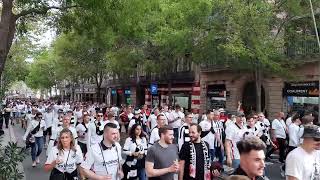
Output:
top-left (179, 123), bottom-right (212, 180)
top-left (286, 125), bottom-right (320, 180)
top-left (233, 137), bottom-right (267, 180)
top-left (146, 125), bottom-right (179, 180)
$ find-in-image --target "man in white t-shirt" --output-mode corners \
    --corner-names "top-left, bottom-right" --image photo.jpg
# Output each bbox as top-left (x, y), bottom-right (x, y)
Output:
top-left (147, 108), bottom-right (159, 130)
top-left (288, 115), bottom-right (302, 153)
top-left (225, 111), bottom-right (247, 169)
top-left (269, 112), bottom-right (287, 163)
top-left (199, 110), bottom-right (217, 162)
top-left (168, 104), bottom-right (184, 144)
top-left (286, 125), bottom-right (320, 180)
top-left (81, 123), bottom-right (123, 180)
top-left (149, 114), bottom-right (166, 147)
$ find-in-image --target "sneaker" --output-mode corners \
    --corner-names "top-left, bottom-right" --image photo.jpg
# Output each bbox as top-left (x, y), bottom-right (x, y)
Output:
top-left (32, 161), bottom-right (36, 167)
top-left (36, 157), bottom-right (40, 164)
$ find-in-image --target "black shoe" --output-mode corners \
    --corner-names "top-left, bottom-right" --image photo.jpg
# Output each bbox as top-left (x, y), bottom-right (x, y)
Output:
top-left (0, 130), bottom-right (4, 136)
top-left (5, 125), bottom-right (8, 128)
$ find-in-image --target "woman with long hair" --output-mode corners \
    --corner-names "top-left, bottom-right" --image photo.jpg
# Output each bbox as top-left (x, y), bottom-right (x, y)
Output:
top-left (123, 124), bottom-right (148, 180)
top-left (45, 128), bottom-right (83, 180)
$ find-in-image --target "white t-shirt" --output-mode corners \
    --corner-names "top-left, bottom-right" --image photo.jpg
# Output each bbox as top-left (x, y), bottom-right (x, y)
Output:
top-left (169, 111), bottom-right (184, 128)
top-left (288, 123), bottom-right (302, 147)
top-left (44, 111), bottom-right (54, 128)
top-left (81, 142), bottom-right (122, 180)
top-left (45, 145), bottom-right (83, 173)
top-left (286, 117), bottom-right (293, 127)
top-left (148, 127), bottom-right (160, 147)
top-left (74, 110), bottom-right (83, 119)
top-left (123, 137), bottom-right (148, 155)
top-left (199, 120), bottom-right (216, 149)
top-left (225, 123), bottom-right (247, 160)
top-left (272, 119), bottom-right (286, 139)
top-left (23, 119), bottom-right (46, 140)
top-left (76, 123), bottom-right (89, 144)
top-left (286, 147), bottom-right (320, 180)
top-left (87, 120), bottom-right (106, 147)
top-left (148, 114), bottom-right (157, 130)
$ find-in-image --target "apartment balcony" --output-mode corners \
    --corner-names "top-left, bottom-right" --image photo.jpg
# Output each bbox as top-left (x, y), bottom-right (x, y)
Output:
top-left (200, 40), bottom-right (320, 72)
top-left (138, 70), bottom-right (195, 85)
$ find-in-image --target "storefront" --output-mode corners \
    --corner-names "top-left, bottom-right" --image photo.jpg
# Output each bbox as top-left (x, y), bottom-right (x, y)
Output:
top-left (207, 84), bottom-right (227, 110)
top-left (283, 81), bottom-right (319, 112)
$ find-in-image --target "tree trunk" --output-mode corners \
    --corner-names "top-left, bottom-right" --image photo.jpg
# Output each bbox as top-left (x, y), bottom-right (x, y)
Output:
top-left (255, 61), bottom-right (262, 113)
top-left (0, 0), bottom-right (16, 77)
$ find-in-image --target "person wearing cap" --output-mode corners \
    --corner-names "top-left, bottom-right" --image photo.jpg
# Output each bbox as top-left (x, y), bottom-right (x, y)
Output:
top-left (225, 111), bottom-right (247, 169)
top-left (285, 124), bottom-right (320, 180)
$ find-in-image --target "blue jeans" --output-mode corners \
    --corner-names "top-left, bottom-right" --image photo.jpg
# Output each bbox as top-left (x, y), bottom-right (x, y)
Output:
top-left (173, 128), bottom-right (179, 144)
top-left (31, 137), bottom-right (44, 161)
top-left (138, 168), bottom-right (146, 180)
top-left (214, 146), bottom-right (224, 164)
top-left (209, 149), bottom-right (215, 162)
top-left (232, 159), bottom-right (240, 169)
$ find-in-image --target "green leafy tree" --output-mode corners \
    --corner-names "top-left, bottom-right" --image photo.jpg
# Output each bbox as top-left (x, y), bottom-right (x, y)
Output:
top-left (0, 0), bottom-right (77, 77)
top-left (0, 37), bottom-right (31, 98)
top-left (26, 50), bottom-right (57, 94)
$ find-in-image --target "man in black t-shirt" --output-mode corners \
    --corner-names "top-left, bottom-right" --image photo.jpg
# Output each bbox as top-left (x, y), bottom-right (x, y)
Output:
top-left (179, 123), bottom-right (213, 180)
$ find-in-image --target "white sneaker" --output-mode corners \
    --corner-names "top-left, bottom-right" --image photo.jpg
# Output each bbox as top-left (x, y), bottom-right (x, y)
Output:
top-left (36, 157), bottom-right (40, 164)
top-left (32, 161), bottom-right (36, 167)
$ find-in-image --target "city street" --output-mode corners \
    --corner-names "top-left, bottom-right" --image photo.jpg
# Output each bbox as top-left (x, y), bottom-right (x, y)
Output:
top-left (10, 123), bottom-right (284, 180)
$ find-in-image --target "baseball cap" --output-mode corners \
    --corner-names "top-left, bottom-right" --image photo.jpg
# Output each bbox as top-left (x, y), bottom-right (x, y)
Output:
top-left (303, 125), bottom-right (320, 139)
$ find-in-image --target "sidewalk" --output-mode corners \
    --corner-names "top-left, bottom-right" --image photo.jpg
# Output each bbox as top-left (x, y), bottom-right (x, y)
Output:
top-left (1, 125), bottom-right (26, 180)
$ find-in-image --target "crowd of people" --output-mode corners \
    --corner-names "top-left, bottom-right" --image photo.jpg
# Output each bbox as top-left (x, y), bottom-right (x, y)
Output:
top-left (1, 99), bottom-right (320, 180)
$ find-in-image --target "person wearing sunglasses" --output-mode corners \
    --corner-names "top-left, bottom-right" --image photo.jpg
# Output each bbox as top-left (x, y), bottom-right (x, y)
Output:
top-left (23, 112), bottom-right (46, 167)
top-left (87, 111), bottom-right (106, 151)
top-left (286, 124), bottom-right (320, 180)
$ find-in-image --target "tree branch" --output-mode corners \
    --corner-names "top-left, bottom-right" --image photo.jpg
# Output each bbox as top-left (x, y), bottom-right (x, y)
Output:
top-left (15, 5), bottom-right (79, 19)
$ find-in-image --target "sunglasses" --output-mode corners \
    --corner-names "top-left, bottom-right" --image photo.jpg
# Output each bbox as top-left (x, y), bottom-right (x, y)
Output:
top-left (97, 115), bottom-right (103, 117)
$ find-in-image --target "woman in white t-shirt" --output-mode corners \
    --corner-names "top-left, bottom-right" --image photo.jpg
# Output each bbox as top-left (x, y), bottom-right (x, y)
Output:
top-left (123, 124), bottom-right (148, 180)
top-left (23, 112), bottom-right (46, 167)
top-left (45, 128), bottom-right (83, 180)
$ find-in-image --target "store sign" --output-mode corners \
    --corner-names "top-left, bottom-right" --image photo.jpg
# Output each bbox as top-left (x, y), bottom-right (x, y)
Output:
top-left (207, 90), bottom-right (225, 97)
top-left (125, 89), bottom-right (131, 95)
top-left (111, 89), bottom-right (116, 95)
top-left (117, 89), bottom-right (123, 94)
top-left (151, 84), bottom-right (158, 95)
top-left (283, 81), bottom-right (319, 97)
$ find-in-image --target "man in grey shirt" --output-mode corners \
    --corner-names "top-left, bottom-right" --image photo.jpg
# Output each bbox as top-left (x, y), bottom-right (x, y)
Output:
top-left (146, 125), bottom-right (180, 180)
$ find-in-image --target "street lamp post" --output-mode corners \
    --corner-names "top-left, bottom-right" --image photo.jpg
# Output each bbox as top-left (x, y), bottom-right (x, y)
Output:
top-left (308, 0), bottom-right (320, 122)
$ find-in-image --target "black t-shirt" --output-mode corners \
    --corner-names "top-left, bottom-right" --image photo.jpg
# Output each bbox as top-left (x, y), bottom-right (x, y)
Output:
top-left (179, 142), bottom-right (209, 180)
